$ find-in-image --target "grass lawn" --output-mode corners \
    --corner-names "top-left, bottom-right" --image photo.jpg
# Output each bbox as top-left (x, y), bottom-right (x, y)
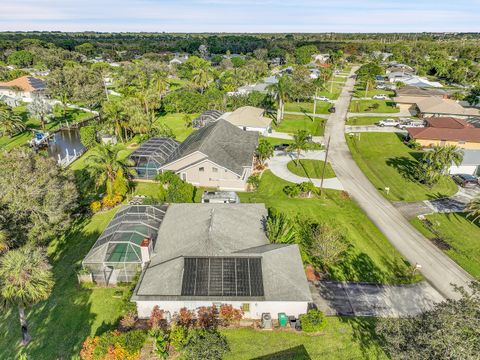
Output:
top-left (260, 136), bottom-right (293, 146)
top-left (316, 86), bottom-right (342, 100)
top-left (353, 87), bottom-right (395, 98)
top-left (347, 116), bottom-right (399, 126)
top-left (222, 318), bottom-right (387, 359)
top-left (411, 213), bottom-right (480, 279)
top-left (0, 106), bottom-right (92, 150)
top-left (284, 101), bottom-right (331, 114)
top-left (349, 100), bottom-right (399, 113)
top-left (346, 133), bottom-right (457, 202)
top-left (287, 159), bottom-right (335, 179)
top-left (274, 114), bottom-right (325, 136)
top-left (0, 209), bottom-right (129, 359)
top-left (155, 112), bottom-right (198, 141)
top-left (239, 171), bottom-right (420, 284)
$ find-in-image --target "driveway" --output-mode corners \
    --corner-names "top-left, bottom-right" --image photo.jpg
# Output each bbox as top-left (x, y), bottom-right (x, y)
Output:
top-left (324, 66), bottom-right (472, 299)
top-left (267, 150), bottom-right (344, 191)
top-left (310, 281), bottom-right (443, 317)
top-left (348, 110), bottom-right (412, 117)
top-left (345, 125), bottom-right (408, 133)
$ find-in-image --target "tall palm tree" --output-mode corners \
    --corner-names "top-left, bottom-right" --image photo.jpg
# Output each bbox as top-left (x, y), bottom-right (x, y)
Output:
top-left (85, 144), bottom-right (136, 196)
top-left (267, 75), bottom-right (291, 124)
top-left (288, 129), bottom-right (309, 165)
top-left (256, 139), bottom-right (274, 166)
top-left (466, 195), bottom-right (480, 223)
top-left (192, 67), bottom-right (211, 93)
top-left (424, 145), bottom-right (464, 176)
top-left (0, 109), bottom-right (26, 137)
top-left (101, 100), bottom-right (127, 142)
top-left (0, 246), bottom-right (54, 345)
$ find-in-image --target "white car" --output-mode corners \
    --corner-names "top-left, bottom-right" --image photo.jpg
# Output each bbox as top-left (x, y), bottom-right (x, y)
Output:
top-left (314, 96), bottom-right (330, 102)
top-left (378, 118), bottom-right (401, 127)
top-left (397, 121), bottom-right (425, 129)
top-left (372, 94), bottom-right (390, 100)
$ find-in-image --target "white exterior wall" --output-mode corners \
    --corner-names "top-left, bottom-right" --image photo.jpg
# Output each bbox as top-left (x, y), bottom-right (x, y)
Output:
top-left (236, 125), bottom-right (269, 136)
top-left (135, 300), bottom-right (309, 319)
top-left (0, 88), bottom-right (34, 102)
top-left (449, 165), bottom-right (478, 175)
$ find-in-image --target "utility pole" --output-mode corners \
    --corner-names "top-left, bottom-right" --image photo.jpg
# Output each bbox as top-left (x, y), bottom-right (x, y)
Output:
top-left (319, 135), bottom-right (331, 197)
top-left (313, 88), bottom-right (317, 116)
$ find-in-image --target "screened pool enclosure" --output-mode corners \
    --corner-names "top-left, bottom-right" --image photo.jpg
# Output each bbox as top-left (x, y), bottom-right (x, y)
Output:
top-left (128, 137), bottom-right (179, 180)
top-left (82, 204), bottom-right (167, 284)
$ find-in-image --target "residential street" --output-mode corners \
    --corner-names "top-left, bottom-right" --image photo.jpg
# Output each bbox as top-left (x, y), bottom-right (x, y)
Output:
top-left (324, 66), bottom-right (473, 299)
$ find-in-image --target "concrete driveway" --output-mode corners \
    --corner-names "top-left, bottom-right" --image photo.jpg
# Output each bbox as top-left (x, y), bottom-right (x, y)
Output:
top-left (345, 125), bottom-right (408, 133)
top-left (324, 67), bottom-right (472, 299)
top-left (267, 150), bottom-right (344, 191)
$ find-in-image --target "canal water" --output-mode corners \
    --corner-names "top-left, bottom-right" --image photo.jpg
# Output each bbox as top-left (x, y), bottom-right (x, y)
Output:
top-left (46, 127), bottom-right (86, 162)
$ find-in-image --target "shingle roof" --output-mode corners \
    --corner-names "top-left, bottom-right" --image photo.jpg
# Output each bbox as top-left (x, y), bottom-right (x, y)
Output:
top-left (395, 86), bottom-right (446, 97)
top-left (416, 97), bottom-right (480, 116)
top-left (0, 76), bottom-right (46, 92)
top-left (163, 119), bottom-right (258, 176)
top-left (222, 106), bottom-right (272, 128)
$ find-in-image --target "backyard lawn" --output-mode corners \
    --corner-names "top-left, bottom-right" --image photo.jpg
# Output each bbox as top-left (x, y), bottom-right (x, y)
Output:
top-left (411, 213), bottom-right (480, 279)
top-left (284, 101), bottom-right (331, 114)
top-left (287, 159), bottom-right (335, 179)
top-left (349, 100), bottom-right (399, 113)
top-left (274, 114), bottom-right (325, 136)
top-left (222, 318), bottom-right (387, 359)
top-left (239, 171), bottom-right (420, 284)
top-left (346, 133), bottom-right (457, 202)
top-left (155, 112), bottom-right (198, 141)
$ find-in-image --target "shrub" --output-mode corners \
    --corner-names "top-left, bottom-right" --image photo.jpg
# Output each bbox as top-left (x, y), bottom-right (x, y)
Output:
top-left (197, 306), bottom-right (219, 330)
top-left (247, 174), bottom-right (261, 190)
top-left (156, 171), bottom-right (195, 203)
top-left (175, 307), bottom-right (195, 328)
top-left (182, 329), bottom-right (229, 360)
top-left (90, 201), bottom-right (102, 213)
top-left (80, 330), bottom-right (147, 360)
top-left (283, 184), bottom-right (301, 197)
top-left (299, 309), bottom-right (327, 333)
top-left (149, 306), bottom-right (165, 331)
top-left (120, 312), bottom-right (137, 330)
top-left (219, 304), bottom-right (243, 326)
top-left (80, 125), bottom-right (98, 149)
top-left (101, 194), bottom-right (123, 209)
top-left (169, 324), bottom-right (189, 351)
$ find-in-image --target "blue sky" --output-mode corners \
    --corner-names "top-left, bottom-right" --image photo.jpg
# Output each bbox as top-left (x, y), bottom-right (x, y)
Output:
top-left (0, 0), bottom-right (479, 32)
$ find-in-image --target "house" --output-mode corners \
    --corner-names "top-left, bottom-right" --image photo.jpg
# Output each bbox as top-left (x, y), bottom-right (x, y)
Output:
top-left (372, 51), bottom-right (393, 62)
top-left (131, 203), bottom-right (312, 319)
top-left (129, 120), bottom-right (259, 190)
top-left (388, 73), bottom-right (443, 88)
top-left (449, 150), bottom-right (480, 176)
top-left (220, 106), bottom-right (272, 135)
top-left (312, 54), bottom-right (330, 64)
top-left (0, 76), bottom-right (46, 103)
top-left (169, 54), bottom-right (189, 66)
top-left (414, 97), bottom-right (480, 118)
top-left (192, 110), bottom-right (224, 129)
top-left (407, 117), bottom-right (480, 149)
top-left (393, 86), bottom-right (448, 110)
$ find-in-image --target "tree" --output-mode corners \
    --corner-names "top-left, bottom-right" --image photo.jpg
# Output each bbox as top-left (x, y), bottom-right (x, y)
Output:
top-left (295, 45), bottom-right (318, 65)
top-left (288, 129), bottom-right (309, 164)
top-left (466, 195), bottom-right (480, 223)
top-left (376, 282), bottom-right (480, 360)
top-left (7, 50), bottom-right (34, 67)
top-left (253, 48), bottom-right (268, 61)
top-left (79, 125), bottom-right (98, 149)
top-left (465, 87), bottom-right (480, 106)
top-left (0, 246), bottom-right (54, 345)
top-left (0, 149), bottom-right (77, 246)
top-left (101, 99), bottom-right (127, 142)
top-left (182, 329), bottom-right (229, 360)
top-left (192, 67), bottom-right (211, 93)
top-left (247, 174), bottom-right (261, 190)
top-left (267, 75), bottom-right (291, 123)
top-left (255, 139), bottom-right (274, 166)
top-left (420, 145), bottom-right (464, 184)
top-left (0, 107), bottom-right (26, 137)
top-left (27, 96), bottom-right (52, 132)
top-left (310, 224), bottom-right (349, 270)
top-left (85, 144), bottom-right (135, 196)
top-left (156, 171), bottom-right (195, 203)
top-left (266, 209), bottom-right (296, 244)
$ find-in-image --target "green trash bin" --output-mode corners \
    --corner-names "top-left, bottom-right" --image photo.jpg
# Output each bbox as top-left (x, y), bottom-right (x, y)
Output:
top-left (278, 312), bottom-right (288, 327)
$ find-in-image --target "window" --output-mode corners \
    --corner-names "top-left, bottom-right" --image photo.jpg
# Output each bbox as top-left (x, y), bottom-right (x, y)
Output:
top-left (212, 167), bottom-right (218, 173)
top-left (458, 140), bottom-right (466, 144)
top-left (199, 167), bottom-right (204, 172)
top-left (241, 303), bottom-right (250, 312)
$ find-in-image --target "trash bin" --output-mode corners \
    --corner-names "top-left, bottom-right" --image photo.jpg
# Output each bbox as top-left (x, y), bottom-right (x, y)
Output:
top-left (278, 312), bottom-right (288, 327)
top-left (289, 316), bottom-right (296, 328)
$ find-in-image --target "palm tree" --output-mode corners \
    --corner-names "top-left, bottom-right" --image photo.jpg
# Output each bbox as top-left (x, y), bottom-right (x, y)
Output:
top-left (101, 100), bottom-right (127, 142)
top-left (0, 246), bottom-right (54, 345)
top-left (267, 75), bottom-right (291, 124)
top-left (424, 145), bottom-right (464, 176)
top-left (192, 67), bottom-right (211, 93)
top-left (466, 195), bottom-right (480, 223)
top-left (266, 210), bottom-right (296, 244)
top-left (288, 129), bottom-right (309, 165)
top-left (0, 109), bottom-right (26, 137)
top-left (85, 144), bottom-right (136, 196)
top-left (256, 139), bottom-right (274, 166)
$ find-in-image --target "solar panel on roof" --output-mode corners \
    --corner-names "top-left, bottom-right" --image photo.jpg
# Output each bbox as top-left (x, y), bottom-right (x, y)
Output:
top-left (181, 257), bottom-right (264, 297)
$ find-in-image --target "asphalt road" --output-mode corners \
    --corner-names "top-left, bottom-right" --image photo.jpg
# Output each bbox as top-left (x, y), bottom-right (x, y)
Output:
top-left (324, 67), bottom-right (472, 299)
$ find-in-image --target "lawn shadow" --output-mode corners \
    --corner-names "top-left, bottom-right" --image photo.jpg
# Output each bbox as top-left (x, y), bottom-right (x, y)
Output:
top-left (252, 345), bottom-right (311, 360)
top-left (332, 251), bottom-right (386, 284)
top-left (339, 317), bottom-right (385, 360)
top-left (385, 156), bottom-right (418, 182)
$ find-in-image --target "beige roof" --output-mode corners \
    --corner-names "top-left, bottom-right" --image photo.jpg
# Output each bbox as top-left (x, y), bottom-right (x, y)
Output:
top-left (223, 106), bottom-right (272, 128)
top-left (416, 97), bottom-right (480, 116)
top-left (394, 96), bottom-right (430, 104)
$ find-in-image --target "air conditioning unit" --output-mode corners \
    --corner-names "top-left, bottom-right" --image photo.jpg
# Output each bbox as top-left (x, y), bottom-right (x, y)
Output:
top-left (261, 312), bottom-right (272, 330)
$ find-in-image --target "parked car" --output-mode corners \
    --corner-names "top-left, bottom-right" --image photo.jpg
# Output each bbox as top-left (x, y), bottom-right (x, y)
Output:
top-left (452, 174), bottom-right (479, 188)
top-left (273, 143), bottom-right (290, 151)
top-left (328, 106), bottom-right (336, 113)
top-left (314, 96), bottom-right (330, 102)
top-left (372, 94), bottom-right (390, 100)
top-left (377, 118), bottom-right (401, 127)
top-left (396, 120), bottom-right (425, 129)
top-left (376, 83), bottom-right (386, 89)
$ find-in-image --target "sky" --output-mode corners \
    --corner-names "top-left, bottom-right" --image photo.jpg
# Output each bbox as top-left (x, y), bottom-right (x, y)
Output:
top-left (0, 0), bottom-right (479, 33)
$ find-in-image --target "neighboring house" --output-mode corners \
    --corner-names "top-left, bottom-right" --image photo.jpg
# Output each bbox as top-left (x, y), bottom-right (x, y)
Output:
top-left (407, 117), bottom-right (480, 149)
top-left (388, 73), bottom-right (443, 88)
top-left (312, 53), bottom-right (330, 64)
top-left (192, 110), bottom-right (224, 129)
top-left (414, 97), bottom-right (480, 118)
top-left (129, 120), bottom-right (259, 190)
top-left (228, 75), bottom-right (278, 96)
top-left (372, 51), bottom-right (393, 62)
top-left (449, 150), bottom-right (480, 176)
top-left (169, 54), bottom-right (189, 66)
top-left (131, 203), bottom-right (312, 319)
top-left (0, 75), bottom-right (46, 103)
top-left (221, 106), bottom-right (272, 135)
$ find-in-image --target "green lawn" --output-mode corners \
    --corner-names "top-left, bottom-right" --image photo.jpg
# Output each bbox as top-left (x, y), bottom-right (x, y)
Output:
top-left (239, 171), bottom-right (420, 284)
top-left (284, 101), bottom-right (331, 114)
top-left (274, 114), bottom-right (325, 136)
top-left (222, 318), bottom-right (387, 359)
top-left (155, 112), bottom-right (198, 141)
top-left (349, 100), bottom-right (399, 113)
top-left (411, 213), bottom-right (480, 279)
top-left (0, 209), bottom-right (129, 359)
top-left (347, 116), bottom-right (399, 126)
top-left (287, 159), bottom-right (335, 179)
top-left (0, 106), bottom-right (92, 150)
top-left (260, 136), bottom-right (293, 146)
top-left (353, 87), bottom-right (395, 98)
top-left (316, 86), bottom-right (342, 100)
top-left (346, 133), bottom-right (457, 202)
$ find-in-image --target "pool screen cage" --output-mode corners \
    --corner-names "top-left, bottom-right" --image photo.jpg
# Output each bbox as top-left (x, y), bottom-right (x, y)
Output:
top-left (82, 204), bottom-right (168, 284)
top-left (128, 137), bottom-right (179, 180)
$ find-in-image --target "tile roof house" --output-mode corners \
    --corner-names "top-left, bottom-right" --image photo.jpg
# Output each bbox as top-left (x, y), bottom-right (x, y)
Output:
top-left (0, 76), bottom-right (46, 104)
top-left (407, 116), bottom-right (480, 150)
top-left (220, 106), bottom-right (272, 135)
top-left (132, 203), bottom-right (312, 319)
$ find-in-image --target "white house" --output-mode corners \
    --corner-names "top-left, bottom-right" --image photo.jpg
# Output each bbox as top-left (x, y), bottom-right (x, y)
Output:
top-left (0, 76), bottom-right (46, 103)
top-left (131, 203), bottom-right (312, 319)
top-left (312, 53), bottom-right (330, 64)
top-left (221, 106), bottom-right (272, 135)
